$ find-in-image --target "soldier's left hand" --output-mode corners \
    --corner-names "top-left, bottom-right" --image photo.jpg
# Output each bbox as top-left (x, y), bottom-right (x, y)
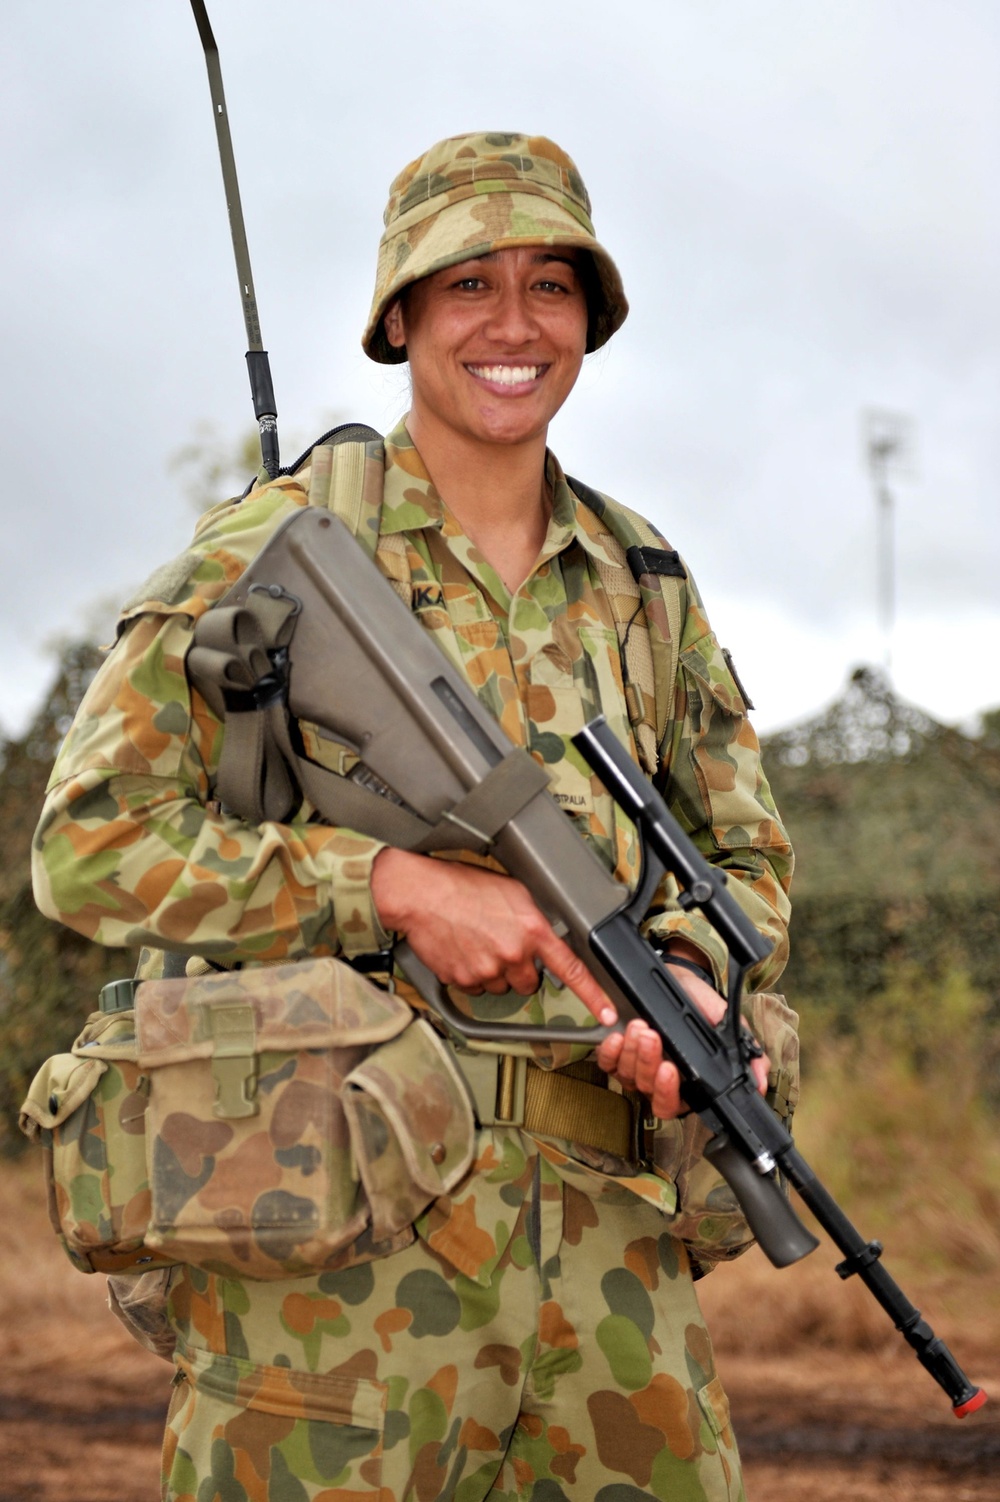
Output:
top-left (595, 945), bottom-right (770, 1119)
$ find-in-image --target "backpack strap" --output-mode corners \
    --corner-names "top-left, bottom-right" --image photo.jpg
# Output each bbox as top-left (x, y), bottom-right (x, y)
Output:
top-left (303, 426), bottom-right (412, 606)
top-left (567, 477), bottom-right (687, 777)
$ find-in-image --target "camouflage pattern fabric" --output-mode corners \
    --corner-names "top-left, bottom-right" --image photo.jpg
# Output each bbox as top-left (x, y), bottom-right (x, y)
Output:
top-left (362, 132), bottom-right (628, 363)
top-left (21, 958), bottom-right (478, 1282)
top-left (32, 416), bottom-right (794, 1498)
top-left (19, 1006), bottom-right (165, 1275)
top-left (162, 1133), bottom-right (744, 1502)
top-left (134, 959), bottom-right (475, 1279)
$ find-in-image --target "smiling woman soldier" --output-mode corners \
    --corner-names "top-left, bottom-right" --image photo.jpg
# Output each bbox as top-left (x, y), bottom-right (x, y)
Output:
top-left (32, 132), bottom-right (796, 1501)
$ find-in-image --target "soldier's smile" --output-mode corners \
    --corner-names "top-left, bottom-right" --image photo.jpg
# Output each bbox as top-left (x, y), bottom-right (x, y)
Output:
top-left (464, 362), bottom-right (549, 393)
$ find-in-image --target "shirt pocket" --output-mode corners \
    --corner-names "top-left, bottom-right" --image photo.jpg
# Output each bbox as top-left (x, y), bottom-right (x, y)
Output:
top-left (576, 623), bottom-right (633, 749)
top-left (678, 632), bottom-right (759, 850)
top-left (525, 641), bottom-right (593, 816)
top-left (413, 589), bottom-right (516, 732)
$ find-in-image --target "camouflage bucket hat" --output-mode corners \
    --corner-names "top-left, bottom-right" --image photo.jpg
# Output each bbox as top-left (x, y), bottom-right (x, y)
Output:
top-left (363, 131), bottom-right (629, 364)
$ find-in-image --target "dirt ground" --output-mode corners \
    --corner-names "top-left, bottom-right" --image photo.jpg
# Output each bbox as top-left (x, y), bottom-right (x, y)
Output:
top-left (1, 1159), bottom-right (996, 1502)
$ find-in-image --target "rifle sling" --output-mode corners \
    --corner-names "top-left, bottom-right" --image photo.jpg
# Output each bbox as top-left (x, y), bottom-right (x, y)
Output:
top-left (188, 597), bottom-right (301, 826)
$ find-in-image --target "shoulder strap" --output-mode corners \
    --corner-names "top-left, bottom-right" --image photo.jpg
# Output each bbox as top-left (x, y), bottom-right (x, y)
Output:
top-left (567, 476), bottom-right (686, 777)
top-left (302, 425), bottom-right (412, 606)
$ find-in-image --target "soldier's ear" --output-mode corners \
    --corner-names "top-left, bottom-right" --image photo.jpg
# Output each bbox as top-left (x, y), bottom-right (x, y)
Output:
top-left (383, 297), bottom-right (406, 351)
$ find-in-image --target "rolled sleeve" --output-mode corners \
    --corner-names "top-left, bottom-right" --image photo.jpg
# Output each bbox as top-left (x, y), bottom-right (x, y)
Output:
top-left (31, 604), bottom-right (392, 965)
top-left (327, 832), bottom-right (391, 957)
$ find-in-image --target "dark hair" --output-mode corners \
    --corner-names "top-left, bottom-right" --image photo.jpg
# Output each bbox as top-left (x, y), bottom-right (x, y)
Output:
top-left (576, 250), bottom-right (602, 353)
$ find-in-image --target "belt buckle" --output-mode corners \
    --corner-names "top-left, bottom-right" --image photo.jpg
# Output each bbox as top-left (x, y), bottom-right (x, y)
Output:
top-left (454, 1051), bottom-right (527, 1128)
top-left (495, 1054), bottom-right (527, 1127)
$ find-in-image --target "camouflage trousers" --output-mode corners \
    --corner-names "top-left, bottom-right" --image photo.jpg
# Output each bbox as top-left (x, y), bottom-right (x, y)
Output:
top-left (162, 1133), bottom-right (744, 1502)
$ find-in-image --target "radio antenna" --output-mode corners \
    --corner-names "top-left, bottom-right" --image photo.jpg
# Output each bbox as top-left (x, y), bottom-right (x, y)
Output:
top-left (189, 0), bottom-right (279, 478)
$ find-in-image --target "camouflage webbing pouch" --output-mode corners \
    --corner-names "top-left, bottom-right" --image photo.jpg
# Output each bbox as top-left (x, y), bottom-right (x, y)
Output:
top-left (20, 958), bottom-right (476, 1280)
top-left (19, 1005), bottom-right (170, 1275)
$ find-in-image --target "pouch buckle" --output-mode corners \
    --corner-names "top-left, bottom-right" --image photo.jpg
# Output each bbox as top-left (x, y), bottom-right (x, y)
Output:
top-left (208, 1002), bottom-right (259, 1119)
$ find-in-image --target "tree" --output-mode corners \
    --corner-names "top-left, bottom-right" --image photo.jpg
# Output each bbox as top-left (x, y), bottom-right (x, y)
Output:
top-left (0, 641), bottom-right (135, 1151)
top-left (170, 415), bottom-right (348, 511)
top-left (762, 667), bottom-right (1000, 1085)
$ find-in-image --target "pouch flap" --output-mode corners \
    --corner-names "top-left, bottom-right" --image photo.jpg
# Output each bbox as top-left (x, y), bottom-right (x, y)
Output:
top-left (345, 1019), bottom-right (475, 1197)
top-left (342, 1019), bottom-right (476, 1240)
top-left (19, 1052), bottom-right (109, 1139)
top-left (679, 631), bottom-right (748, 717)
top-left (71, 1008), bottom-right (139, 1061)
top-left (743, 990), bottom-right (801, 1119)
top-left (136, 957), bottom-right (412, 1067)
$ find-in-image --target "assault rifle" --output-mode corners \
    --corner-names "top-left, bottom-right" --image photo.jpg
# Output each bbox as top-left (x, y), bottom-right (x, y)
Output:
top-left (191, 504), bottom-right (987, 1419)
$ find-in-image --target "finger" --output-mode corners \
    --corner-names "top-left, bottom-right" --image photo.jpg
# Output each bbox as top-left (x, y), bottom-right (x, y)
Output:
top-left (648, 1058), bottom-right (684, 1119)
top-left (505, 958), bottom-right (544, 997)
top-left (633, 1028), bottom-right (666, 1097)
top-left (481, 975), bottom-right (514, 995)
top-left (752, 1055), bottom-right (770, 1095)
top-left (595, 1027), bottom-right (626, 1074)
top-left (610, 1019), bottom-right (647, 1089)
top-left (536, 931), bottom-right (617, 1026)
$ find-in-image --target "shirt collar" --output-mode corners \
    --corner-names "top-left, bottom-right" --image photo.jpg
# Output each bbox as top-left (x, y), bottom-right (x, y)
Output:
top-left (380, 419), bottom-right (445, 532)
top-left (380, 415), bottom-right (622, 568)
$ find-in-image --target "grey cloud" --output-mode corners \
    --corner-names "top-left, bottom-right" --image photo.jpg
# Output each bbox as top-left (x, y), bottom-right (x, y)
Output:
top-left (2, 0), bottom-right (997, 736)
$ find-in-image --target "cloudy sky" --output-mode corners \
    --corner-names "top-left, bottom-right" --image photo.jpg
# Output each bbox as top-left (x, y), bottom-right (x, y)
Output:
top-left (3, 0), bottom-right (997, 738)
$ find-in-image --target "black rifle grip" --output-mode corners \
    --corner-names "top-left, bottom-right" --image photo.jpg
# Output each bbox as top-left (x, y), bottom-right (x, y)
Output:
top-left (705, 1133), bottom-right (819, 1268)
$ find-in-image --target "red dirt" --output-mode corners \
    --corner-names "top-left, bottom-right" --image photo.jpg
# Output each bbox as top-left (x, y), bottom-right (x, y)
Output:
top-left (2, 1160), bottom-right (996, 1501)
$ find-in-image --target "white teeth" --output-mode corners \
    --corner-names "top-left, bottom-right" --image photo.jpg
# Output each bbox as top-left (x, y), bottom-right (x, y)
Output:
top-left (468, 364), bottom-right (541, 385)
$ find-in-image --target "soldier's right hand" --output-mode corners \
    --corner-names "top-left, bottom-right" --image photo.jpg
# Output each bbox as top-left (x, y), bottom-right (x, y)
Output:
top-left (371, 848), bottom-right (617, 1023)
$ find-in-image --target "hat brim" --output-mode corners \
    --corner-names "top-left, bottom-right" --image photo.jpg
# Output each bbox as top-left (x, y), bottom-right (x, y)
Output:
top-left (362, 189), bottom-right (628, 364)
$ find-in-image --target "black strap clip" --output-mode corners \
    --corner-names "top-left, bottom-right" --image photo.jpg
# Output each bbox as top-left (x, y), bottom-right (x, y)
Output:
top-left (221, 646), bottom-right (290, 714)
top-left (345, 949), bottom-right (396, 991)
top-left (625, 544), bottom-right (686, 581)
top-left (835, 1240), bottom-right (883, 1279)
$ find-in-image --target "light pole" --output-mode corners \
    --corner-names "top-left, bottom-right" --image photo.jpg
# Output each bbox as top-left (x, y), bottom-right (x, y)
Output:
top-left (862, 409), bottom-right (915, 678)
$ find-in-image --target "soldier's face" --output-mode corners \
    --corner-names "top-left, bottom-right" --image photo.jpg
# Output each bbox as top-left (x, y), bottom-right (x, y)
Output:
top-left (383, 246), bottom-right (589, 450)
